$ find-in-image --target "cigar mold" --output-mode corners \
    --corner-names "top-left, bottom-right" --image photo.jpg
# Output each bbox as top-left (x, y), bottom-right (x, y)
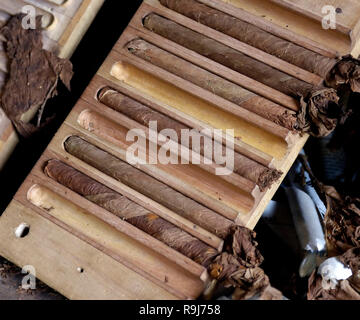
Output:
top-left (0, 0), bottom-right (315, 300)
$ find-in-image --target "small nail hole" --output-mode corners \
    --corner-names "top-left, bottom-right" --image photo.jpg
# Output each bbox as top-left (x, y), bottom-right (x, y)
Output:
top-left (77, 267), bottom-right (84, 273)
top-left (15, 223), bottom-right (30, 238)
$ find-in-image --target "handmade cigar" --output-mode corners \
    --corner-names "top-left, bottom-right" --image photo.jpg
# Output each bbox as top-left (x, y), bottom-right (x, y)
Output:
top-left (44, 159), bottom-right (218, 266)
top-left (98, 87), bottom-right (280, 190)
top-left (143, 13), bottom-right (319, 98)
top-left (158, 0), bottom-right (331, 77)
top-left (111, 61), bottom-right (288, 158)
top-left (77, 109), bottom-right (255, 219)
top-left (159, 0), bottom-right (360, 93)
top-left (64, 136), bottom-right (234, 238)
top-left (126, 39), bottom-right (297, 130)
top-left (27, 184), bottom-right (205, 299)
top-left (143, 13), bottom-right (340, 136)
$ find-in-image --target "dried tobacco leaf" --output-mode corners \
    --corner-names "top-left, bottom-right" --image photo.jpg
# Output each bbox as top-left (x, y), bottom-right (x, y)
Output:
top-left (0, 14), bottom-right (73, 137)
top-left (209, 226), bottom-right (283, 300)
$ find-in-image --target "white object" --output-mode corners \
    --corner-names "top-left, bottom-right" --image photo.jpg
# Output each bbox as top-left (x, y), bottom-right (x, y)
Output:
top-left (14, 223), bottom-right (30, 238)
top-left (318, 257), bottom-right (352, 290)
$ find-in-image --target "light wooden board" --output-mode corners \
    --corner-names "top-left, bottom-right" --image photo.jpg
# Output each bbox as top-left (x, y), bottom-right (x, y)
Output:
top-left (0, 200), bottom-right (180, 300)
top-left (0, 0), bottom-right (316, 299)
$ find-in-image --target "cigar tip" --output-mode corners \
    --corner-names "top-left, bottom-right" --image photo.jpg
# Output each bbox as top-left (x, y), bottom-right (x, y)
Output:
top-left (126, 38), bottom-right (148, 52)
top-left (27, 184), bottom-right (41, 203)
top-left (97, 86), bottom-right (115, 101)
top-left (111, 62), bottom-right (129, 82)
top-left (77, 109), bottom-right (93, 127)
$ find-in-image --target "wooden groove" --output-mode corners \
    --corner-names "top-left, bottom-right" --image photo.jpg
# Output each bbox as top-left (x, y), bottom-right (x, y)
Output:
top-left (72, 102), bottom-right (255, 217)
top-left (196, 0), bottom-right (338, 57)
top-left (130, 4), bottom-right (300, 111)
top-left (0, 200), bottom-right (180, 300)
top-left (48, 126), bottom-right (224, 250)
top-left (93, 72), bottom-right (275, 168)
top-left (15, 168), bottom-right (208, 297)
top-left (109, 56), bottom-right (289, 160)
top-left (214, 0), bottom-right (351, 57)
top-left (146, 0), bottom-right (323, 86)
top-left (115, 32), bottom-right (291, 141)
top-left (64, 104), bottom-right (253, 220)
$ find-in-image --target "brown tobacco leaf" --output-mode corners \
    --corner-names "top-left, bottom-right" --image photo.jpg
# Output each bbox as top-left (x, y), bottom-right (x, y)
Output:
top-left (0, 14), bottom-right (73, 137)
top-left (209, 226), bottom-right (283, 300)
top-left (297, 89), bottom-right (341, 137)
top-left (308, 248), bottom-right (360, 300)
top-left (340, 248), bottom-right (360, 293)
top-left (326, 55), bottom-right (360, 93)
top-left (322, 186), bottom-right (360, 255)
top-left (308, 269), bottom-right (360, 300)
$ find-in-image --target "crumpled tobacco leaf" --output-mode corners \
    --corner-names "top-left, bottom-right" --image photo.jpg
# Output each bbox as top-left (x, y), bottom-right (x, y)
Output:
top-left (307, 268), bottom-right (360, 300)
top-left (297, 89), bottom-right (341, 137)
top-left (326, 55), bottom-right (360, 93)
top-left (298, 155), bottom-right (359, 300)
top-left (0, 14), bottom-right (73, 137)
top-left (322, 186), bottom-right (360, 255)
top-left (308, 248), bottom-right (360, 300)
top-left (209, 226), bottom-right (283, 300)
top-left (340, 247), bottom-right (360, 293)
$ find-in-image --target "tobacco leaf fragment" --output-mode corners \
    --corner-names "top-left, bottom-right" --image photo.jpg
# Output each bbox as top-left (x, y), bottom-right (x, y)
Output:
top-left (308, 248), bottom-right (360, 300)
top-left (297, 89), bottom-right (341, 137)
top-left (209, 226), bottom-right (283, 300)
top-left (323, 188), bottom-right (360, 255)
top-left (299, 156), bottom-right (360, 300)
top-left (326, 55), bottom-right (360, 93)
top-left (307, 267), bottom-right (360, 300)
top-left (0, 14), bottom-right (73, 137)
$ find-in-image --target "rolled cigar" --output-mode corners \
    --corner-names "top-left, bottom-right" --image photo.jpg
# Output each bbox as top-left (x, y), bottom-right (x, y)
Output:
top-left (111, 61), bottom-right (288, 158)
top-left (44, 159), bottom-right (218, 266)
top-left (64, 136), bottom-right (234, 238)
top-left (126, 39), bottom-right (296, 129)
top-left (143, 13), bottom-right (340, 136)
top-left (159, 0), bottom-right (360, 93)
top-left (27, 184), bottom-right (205, 299)
top-left (143, 14), bottom-right (314, 98)
top-left (98, 87), bottom-right (281, 191)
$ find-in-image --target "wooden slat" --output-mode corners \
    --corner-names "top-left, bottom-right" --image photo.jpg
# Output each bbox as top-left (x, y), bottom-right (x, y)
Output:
top-left (66, 102), bottom-right (255, 219)
top-left (48, 126), bottom-right (224, 250)
top-left (0, 201), bottom-right (180, 300)
top-left (131, 2), bottom-right (300, 111)
top-left (0, 0), bottom-right (320, 299)
top-left (16, 171), bottom-right (208, 298)
top-left (146, 0), bottom-right (323, 86)
top-left (215, 0), bottom-right (355, 57)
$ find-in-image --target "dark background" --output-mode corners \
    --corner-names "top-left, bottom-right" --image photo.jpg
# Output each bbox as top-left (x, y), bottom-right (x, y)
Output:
top-left (0, 0), bottom-right (142, 213)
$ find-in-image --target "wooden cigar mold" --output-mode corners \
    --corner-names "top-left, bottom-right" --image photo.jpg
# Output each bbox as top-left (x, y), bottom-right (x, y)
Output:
top-left (1, 0), bottom-right (355, 299)
top-left (0, 0), bottom-right (105, 169)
